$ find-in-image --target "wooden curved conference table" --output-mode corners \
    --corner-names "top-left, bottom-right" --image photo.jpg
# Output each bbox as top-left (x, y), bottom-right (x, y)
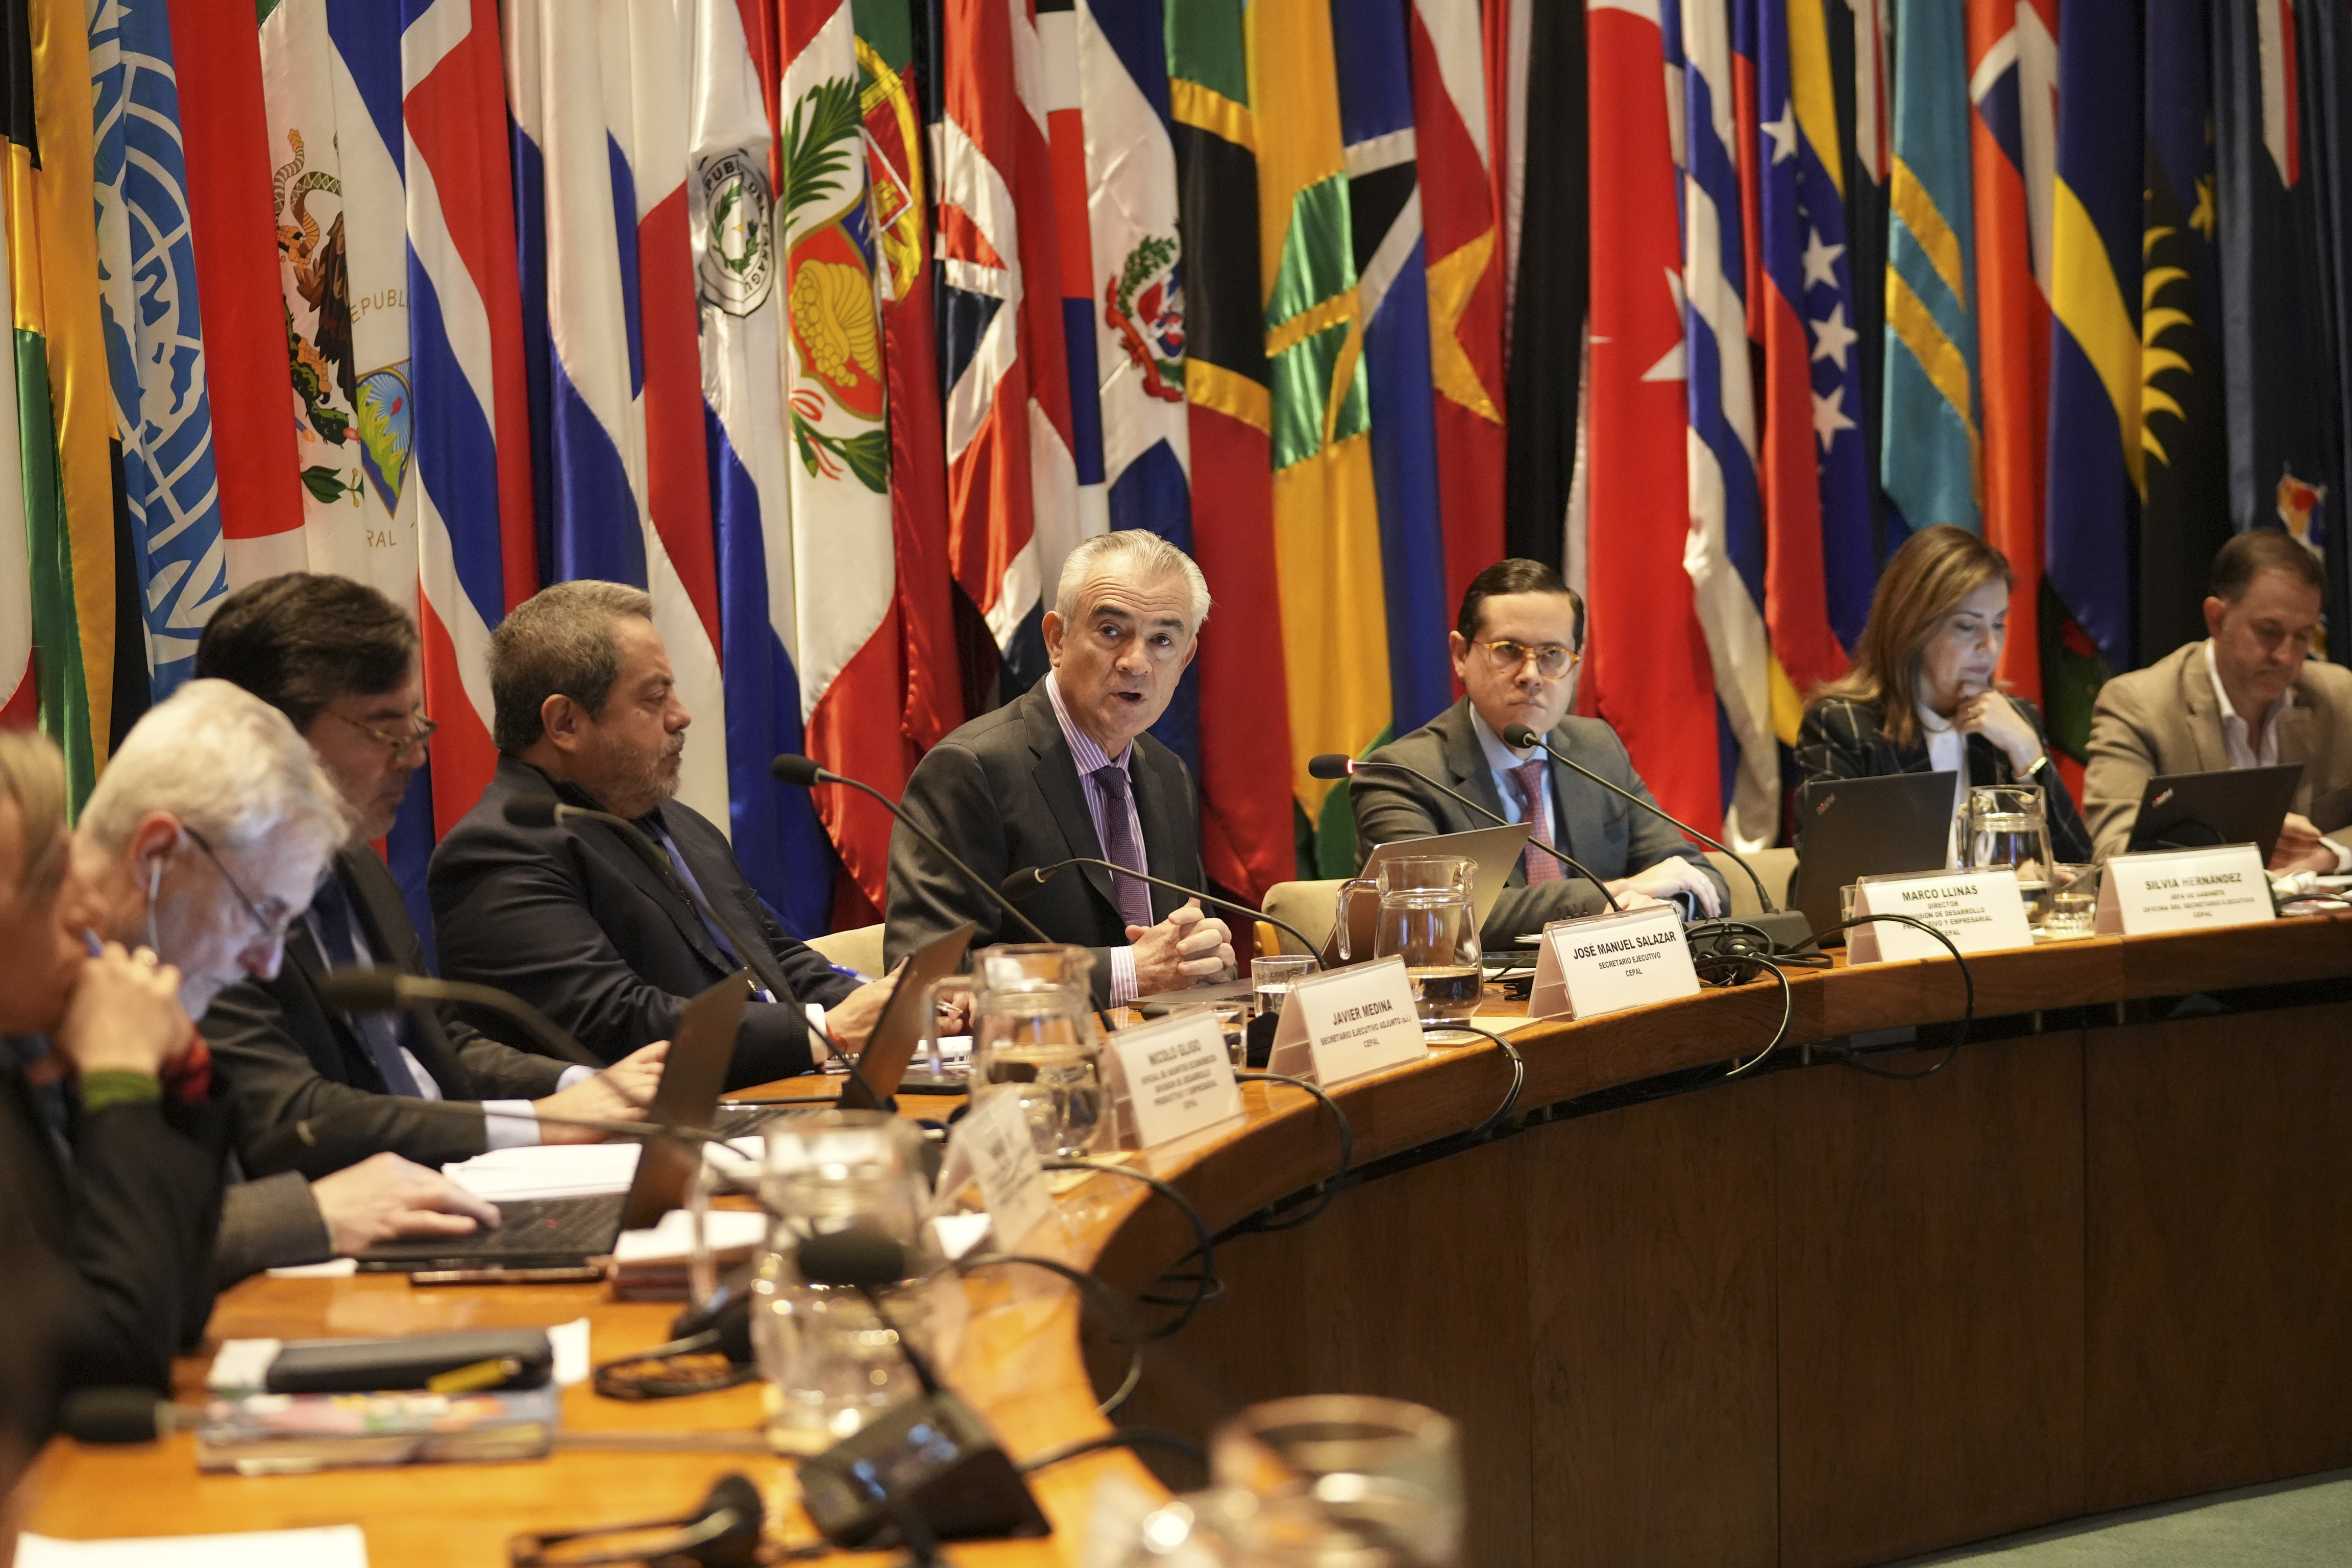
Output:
top-left (29, 914), bottom-right (2352, 1567)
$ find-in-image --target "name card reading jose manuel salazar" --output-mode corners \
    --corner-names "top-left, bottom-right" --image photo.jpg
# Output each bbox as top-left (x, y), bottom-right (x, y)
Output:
top-left (1528, 902), bottom-right (1701, 1021)
top-left (1104, 1011), bottom-right (1244, 1151)
top-left (1265, 955), bottom-right (1428, 1087)
top-left (1847, 867), bottom-right (2033, 963)
top-left (2096, 843), bottom-right (2274, 935)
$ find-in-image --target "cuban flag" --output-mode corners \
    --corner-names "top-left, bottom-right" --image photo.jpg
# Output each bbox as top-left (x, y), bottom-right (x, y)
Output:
top-left (505, 0), bottom-right (730, 832)
top-left (89, 0), bottom-right (228, 700)
top-left (1664, 0), bottom-right (1776, 849)
top-left (402, 0), bottom-right (535, 845)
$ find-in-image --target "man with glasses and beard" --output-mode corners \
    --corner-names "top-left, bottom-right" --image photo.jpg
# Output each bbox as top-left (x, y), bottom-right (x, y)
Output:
top-left (1349, 559), bottom-right (1726, 944)
top-left (196, 575), bottom-right (667, 1177)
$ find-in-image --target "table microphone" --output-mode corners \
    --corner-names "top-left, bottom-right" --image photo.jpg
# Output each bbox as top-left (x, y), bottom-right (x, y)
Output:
top-left (315, 968), bottom-right (606, 1071)
top-left (1306, 752), bottom-right (1621, 913)
top-left (770, 753), bottom-right (1053, 943)
top-left (1001, 859), bottom-right (1323, 959)
top-left (1498, 722), bottom-right (1812, 950)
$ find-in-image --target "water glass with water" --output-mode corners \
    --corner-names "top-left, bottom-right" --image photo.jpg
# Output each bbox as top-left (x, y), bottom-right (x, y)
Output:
top-left (1966, 784), bottom-right (2054, 923)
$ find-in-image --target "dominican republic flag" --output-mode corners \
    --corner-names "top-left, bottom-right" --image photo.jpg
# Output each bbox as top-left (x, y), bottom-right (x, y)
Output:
top-left (2043, 0), bottom-right (2141, 675)
top-left (505, 0), bottom-right (730, 835)
top-left (1334, 0), bottom-right (1453, 744)
top-left (1584, 0), bottom-right (1721, 835)
top-left (1410, 0), bottom-right (1506, 612)
top-left (1666, 0), bottom-right (1775, 849)
top-left (1965, 0), bottom-right (2055, 703)
top-left (1738, 0), bottom-right (1860, 744)
top-left (89, 0), bottom-right (227, 700)
top-left (1164, 0), bottom-right (1294, 905)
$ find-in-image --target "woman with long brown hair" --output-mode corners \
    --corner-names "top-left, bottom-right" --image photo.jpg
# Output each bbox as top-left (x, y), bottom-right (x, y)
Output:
top-left (1797, 525), bottom-right (2093, 864)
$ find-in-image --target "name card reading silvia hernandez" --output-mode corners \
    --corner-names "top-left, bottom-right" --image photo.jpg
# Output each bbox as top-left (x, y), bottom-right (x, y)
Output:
top-left (2096, 843), bottom-right (2274, 935)
top-left (1847, 867), bottom-right (2033, 963)
top-left (1528, 902), bottom-right (1701, 1021)
top-left (1103, 1011), bottom-right (1245, 1152)
top-left (1265, 955), bottom-right (1428, 1088)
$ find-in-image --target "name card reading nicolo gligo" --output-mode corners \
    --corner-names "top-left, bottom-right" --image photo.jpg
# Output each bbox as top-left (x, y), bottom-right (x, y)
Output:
top-left (1264, 955), bottom-right (1429, 1088)
top-left (1846, 867), bottom-right (2033, 963)
top-left (2096, 843), bottom-right (2275, 935)
top-left (1528, 902), bottom-right (1702, 1021)
top-left (1102, 1010), bottom-right (1245, 1152)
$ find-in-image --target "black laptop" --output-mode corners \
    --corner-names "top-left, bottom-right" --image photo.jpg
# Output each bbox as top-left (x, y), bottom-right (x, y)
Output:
top-left (357, 971), bottom-right (752, 1271)
top-left (1791, 771), bottom-right (1959, 940)
top-left (2129, 763), bottom-right (2302, 863)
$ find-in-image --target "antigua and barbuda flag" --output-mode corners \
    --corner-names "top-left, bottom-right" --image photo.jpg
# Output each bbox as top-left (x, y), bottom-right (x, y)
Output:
top-left (1665, 0), bottom-right (1775, 848)
top-left (1410, 0), bottom-right (1506, 612)
top-left (89, 0), bottom-right (226, 700)
top-left (256, 0), bottom-right (421, 614)
top-left (1965, 0), bottom-right (2055, 704)
top-left (504, 0), bottom-right (729, 832)
top-left (1333, 0), bottom-right (1452, 747)
top-left (1880, 0), bottom-right (1980, 535)
top-left (1164, 0), bottom-right (1294, 905)
top-left (1584, 0), bottom-right (1722, 834)
top-left (2042, 0), bottom-right (2141, 676)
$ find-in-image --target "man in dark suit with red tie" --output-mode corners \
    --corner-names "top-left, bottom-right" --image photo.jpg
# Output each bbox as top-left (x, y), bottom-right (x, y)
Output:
top-left (883, 531), bottom-right (1235, 1009)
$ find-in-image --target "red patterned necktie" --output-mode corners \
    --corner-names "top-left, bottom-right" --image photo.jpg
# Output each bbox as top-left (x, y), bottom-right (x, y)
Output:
top-left (1512, 758), bottom-right (1561, 884)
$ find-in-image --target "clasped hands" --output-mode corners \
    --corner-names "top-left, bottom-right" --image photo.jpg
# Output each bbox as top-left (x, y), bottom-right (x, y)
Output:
top-left (1129, 897), bottom-right (1235, 993)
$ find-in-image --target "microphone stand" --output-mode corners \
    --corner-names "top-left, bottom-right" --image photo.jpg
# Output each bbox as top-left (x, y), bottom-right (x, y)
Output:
top-left (1325, 755), bottom-right (1622, 913)
top-left (1001, 860), bottom-right (1325, 958)
top-left (317, 970), bottom-right (606, 1071)
top-left (770, 755), bottom-right (1055, 944)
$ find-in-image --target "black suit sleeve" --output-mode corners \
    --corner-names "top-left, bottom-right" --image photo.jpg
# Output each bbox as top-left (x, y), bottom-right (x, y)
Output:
top-left (1795, 699), bottom-right (1878, 787)
top-left (59, 1098), bottom-right (227, 1394)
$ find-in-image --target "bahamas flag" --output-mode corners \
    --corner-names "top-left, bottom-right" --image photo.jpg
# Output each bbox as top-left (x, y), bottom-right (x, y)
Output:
top-left (2043, 0), bottom-right (2141, 675)
top-left (1247, 0), bottom-right (1391, 874)
top-left (1881, 0), bottom-right (1979, 534)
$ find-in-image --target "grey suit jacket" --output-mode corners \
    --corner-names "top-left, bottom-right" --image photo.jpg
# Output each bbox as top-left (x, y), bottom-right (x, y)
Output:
top-left (883, 679), bottom-right (1203, 1008)
top-left (2085, 641), bottom-right (2352, 861)
top-left (1349, 700), bottom-right (1727, 942)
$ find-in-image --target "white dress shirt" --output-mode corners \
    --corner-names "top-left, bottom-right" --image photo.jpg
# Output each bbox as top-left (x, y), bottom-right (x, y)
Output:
top-left (2202, 638), bottom-right (2349, 870)
top-left (1468, 707), bottom-right (1563, 836)
top-left (1044, 673), bottom-right (1147, 1004)
top-left (1918, 704), bottom-right (1968, 868)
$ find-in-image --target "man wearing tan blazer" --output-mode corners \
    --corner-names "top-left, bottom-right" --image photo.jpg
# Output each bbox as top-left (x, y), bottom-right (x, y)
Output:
top-left (2085, 530), bottom-right (2352, 869)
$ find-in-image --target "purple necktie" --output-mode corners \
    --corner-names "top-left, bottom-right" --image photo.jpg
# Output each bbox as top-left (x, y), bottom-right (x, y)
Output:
top-left (1512, 758), bottom-right (1562, 885)
top-left (1092, 765), bottom-right (1156, 929)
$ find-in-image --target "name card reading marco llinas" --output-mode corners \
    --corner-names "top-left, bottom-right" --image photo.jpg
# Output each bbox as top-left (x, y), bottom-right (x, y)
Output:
top-left (1265, 955), bottom-right (1428, 1088)
top-left (1528, 902), bottom-right (1701, 1021)
top-left (1847, 867), bottom-right (2033, 963)
top-left (2096, 843), bottom-right (2274, 935)
top-left (1103, 1010), bottom-right (1244, 1152)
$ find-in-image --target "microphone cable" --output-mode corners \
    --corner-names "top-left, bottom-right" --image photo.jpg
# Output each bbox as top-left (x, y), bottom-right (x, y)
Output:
top-left (1782, 914), bottom-right (1977, 1080)
top-left (1017, 1427), bottom-right (1206, 1476)
top-left (1046, 1160), bottom-right (1219, 1340)
top-left (952, 1251), bottom-right (1150, 1416)
top-left (1425, 1021), bottom-right (1527, 1141)
top-left (1222, 1070), bottom-right (1355, 1237)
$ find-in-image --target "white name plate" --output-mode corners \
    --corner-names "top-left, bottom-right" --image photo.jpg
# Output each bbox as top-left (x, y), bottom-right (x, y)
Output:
top-left (935, 1087), bottom-right (1054, 1246)
top-left (1103, 1012), bottom-right (1244, 1152)
top-left (1265, 955), bottom-right (1428, 1087)
top-left (1848, 867), bottom-right (2033, 963)
top-left (1528, 903), bottom-right (1701, 1020)
top-left (2096, 843), bottom-right (2275, 935)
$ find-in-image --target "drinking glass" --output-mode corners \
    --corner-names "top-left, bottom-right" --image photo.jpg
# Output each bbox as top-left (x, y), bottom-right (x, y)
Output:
top-left (1252, 954), bottom-right (1318, 1022)
top-left (1965, 784), bottom-right (2054, 922)
top-left (2041, 863), bottom-right (2099, 938)
top-left (1171, 999), bottom-right (1250, 1070)
top-left (1210, 1394), bottom-right (1463, 1567)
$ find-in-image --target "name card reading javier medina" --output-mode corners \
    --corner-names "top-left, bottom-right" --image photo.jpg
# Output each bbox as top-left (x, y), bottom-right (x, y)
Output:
top-left (2096, 843), bottom-right (2275, 935)
top-left (1847, 867), bottom-right (2033, 963)
top-left (1528, 902), bottom-right (1701, 1021)
top-left (1264, 955), bottom-right (1428, 1088)
top-left (1104, 1011), bottom-right (1244, 1151)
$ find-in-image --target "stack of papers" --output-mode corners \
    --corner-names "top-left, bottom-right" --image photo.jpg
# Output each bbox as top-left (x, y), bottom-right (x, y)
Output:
top-left (442, 1137), bottom-right (763, 1202)
top-left (18, 1527), bottom-right (368, 1566)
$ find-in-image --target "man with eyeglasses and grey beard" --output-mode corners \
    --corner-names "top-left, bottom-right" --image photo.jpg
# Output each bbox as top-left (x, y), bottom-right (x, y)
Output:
top-left (1348, 558), bottom-right (1726, 945)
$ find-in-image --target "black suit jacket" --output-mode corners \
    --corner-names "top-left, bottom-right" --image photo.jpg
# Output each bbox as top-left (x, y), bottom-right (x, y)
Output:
top-left (428, 756), bottom-right (857, 1088)
top-left (1794, 695), bottom-right (2095, 864)
top-left (203, 845), bottom-right (573, 1178)
top-left (1, 1040), bottom-right (225, 1399)
top-left (883, 679), bottom-right (1204, 1007)
top-left (1350, 699), bottom-right (1729, 942)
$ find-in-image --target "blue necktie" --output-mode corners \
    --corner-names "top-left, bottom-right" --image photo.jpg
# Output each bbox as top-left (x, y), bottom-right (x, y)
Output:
top-left (648, 820), bottom-right (776, 1001)
top-left (308, 874), bottom-right (424, 1097)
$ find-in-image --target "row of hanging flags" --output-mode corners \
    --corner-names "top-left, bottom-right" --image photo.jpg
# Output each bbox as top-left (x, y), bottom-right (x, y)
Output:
top-left (6, 0), bottom-right (2352, 932)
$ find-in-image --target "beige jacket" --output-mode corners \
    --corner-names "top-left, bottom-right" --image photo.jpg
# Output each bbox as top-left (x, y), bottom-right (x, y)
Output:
top-left (2083, 640), bottom-right (2352, 860)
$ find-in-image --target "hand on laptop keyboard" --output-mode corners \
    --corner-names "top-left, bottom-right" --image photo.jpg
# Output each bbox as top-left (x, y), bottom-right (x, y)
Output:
top-left (314, 1152), bottom-right (502, 1255)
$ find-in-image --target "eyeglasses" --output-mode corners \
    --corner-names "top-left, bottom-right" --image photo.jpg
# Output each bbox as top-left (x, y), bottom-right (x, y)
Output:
top-left (324, 706), bottom-right (439, 760)
top-left (182, 827), bottom-right (298, 947)
top-left (1471, 639), bottom-right (1581, 679)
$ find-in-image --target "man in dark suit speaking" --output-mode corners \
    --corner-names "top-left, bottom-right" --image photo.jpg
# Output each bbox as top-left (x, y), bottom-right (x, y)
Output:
top-left (1350, 559), bottom-right (1726, 942)
top-left (884, 530), bottom-right (1234, 1008)
top-left (431, 581), bottom-right (896, 1088)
